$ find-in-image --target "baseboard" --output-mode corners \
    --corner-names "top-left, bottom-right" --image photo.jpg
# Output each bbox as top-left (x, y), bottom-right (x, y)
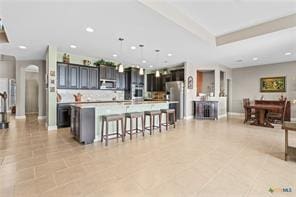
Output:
top-left (47, 125), bottom-right (57, 131)
top-left (38, 116), bottom-right (46, 120)
top-left (15, 115), bottom-right (26, 119)
top-left (228, 112), bottom-right (244, 116)
top-left (218, 114), bottom-right (227, 119)
top-left (26, 112), bottom-right (38, 115)
top-left (184, 116), bottom-right (193, 120)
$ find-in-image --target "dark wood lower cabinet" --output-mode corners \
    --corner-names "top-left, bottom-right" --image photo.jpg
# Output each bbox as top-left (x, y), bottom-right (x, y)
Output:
top-left (71, 106), bottom-right (95, 144)
top-left (193, 101), bottom-right (218, 120)
top-left (57, 105), bottom-right (71, 128)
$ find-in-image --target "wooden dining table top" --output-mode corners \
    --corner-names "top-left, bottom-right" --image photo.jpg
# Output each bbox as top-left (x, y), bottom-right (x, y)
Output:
top-left (247, 104), bottom-right (283, 110)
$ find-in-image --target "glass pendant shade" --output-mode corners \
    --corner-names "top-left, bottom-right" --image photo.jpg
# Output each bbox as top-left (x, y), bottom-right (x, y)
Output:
top-left (118, 64), bottom-right (124, 73)
top-left (155, 70), bottom-right (160, 78)
top-left (139, 68), bottom-right (144, 75)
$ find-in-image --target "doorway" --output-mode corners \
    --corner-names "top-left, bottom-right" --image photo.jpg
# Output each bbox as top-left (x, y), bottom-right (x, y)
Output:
top-left (227, 79), bottom-right (231, 114)
top-left (25, 65), bottom-right (39, 115)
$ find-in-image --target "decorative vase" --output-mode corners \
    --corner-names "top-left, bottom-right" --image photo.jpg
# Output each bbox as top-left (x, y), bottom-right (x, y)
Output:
top-left (63, 53), bottom-right (70, 63)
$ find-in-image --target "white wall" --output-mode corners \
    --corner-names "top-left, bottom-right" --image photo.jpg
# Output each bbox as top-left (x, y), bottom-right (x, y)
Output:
top-left (0, 60), bottom-right (16, 79)
top-left (0, 54), bottom-right (16, 79)
top-left (231, 61), bottom-right (296, 118)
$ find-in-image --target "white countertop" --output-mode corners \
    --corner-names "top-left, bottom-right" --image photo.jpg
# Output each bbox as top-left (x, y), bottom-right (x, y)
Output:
top-left (70, 100), bottom-right (178, 108)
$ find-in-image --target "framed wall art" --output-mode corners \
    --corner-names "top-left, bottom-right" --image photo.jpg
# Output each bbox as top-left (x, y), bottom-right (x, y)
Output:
top-left (260, 76), bottom-right (286, 92)
top-left (188, 76), bottom-right (193, 89)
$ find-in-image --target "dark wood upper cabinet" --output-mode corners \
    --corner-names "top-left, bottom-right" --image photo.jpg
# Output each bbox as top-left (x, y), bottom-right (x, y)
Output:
top-left (146, 70), bottom-right (184, 92)
top-left (68, 65), bottom-right (79, 89)
top-left (99, 65), bottom-right (116, 81)
top-left (146, 74), bottom-right (155, 91)
top-left (89, 67), bottom-right (99, 89)
top-left (131, 69), bottom-right (138, 84)
top-left (125, 67), bottom-right (143, 91)
top-left (99, 65), bottom-right (107, 79)
top-left (171, 69), bottom-right (184, 81)
top-left (57, 62), bottom-right (128, 90)
top-left (138, 73), bottom-right (144, 86)
top-left (57, 63), bottom-right (68, 89)
top-left (79, 67), bottom-right (89, 89)
top-left (161, 74), bottom-right (171, 91)
top-left (125, 69), bottom-right (132, 91)
top-left (154, 76), bottom-right (163, 91)
top-left (116, 72), bottom-right (125, 90)
top-left (106, 66), bottom-right (116, 80)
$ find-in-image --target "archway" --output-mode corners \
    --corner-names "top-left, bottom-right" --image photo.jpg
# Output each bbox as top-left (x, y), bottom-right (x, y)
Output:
top-left (24, 65), bottom-right (39, 116)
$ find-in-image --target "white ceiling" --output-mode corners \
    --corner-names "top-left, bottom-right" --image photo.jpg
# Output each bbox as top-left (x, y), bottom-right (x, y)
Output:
top-left (0, 0), bottom-right (296, 69)
top-left (171, 0), bottom-right (296, 36)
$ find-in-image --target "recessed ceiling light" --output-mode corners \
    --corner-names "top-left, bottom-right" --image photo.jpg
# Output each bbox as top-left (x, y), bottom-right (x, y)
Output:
top-left (252, 57), bottom-right (258, 61)
top-left (86, 27), bottom-right (94, 32)
top-left (112, 54), bottom-right (118, 57)
top-left (19, 45), bottom-right (27, 49)
top-left (285, 52), bottom-right (292, 56)
top-left (168, 53), bottom-right (172, 57)
top-left (70, 45), bottom-right (77, 49)
top-left (142, 60), bottom-right (147, 64)
top-left (130, 46), bottom-right (136, 50)
top-left (149, 65), bottom-right (153, 68)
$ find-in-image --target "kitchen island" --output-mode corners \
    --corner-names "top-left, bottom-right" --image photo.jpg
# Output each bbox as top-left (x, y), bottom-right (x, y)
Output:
top-left (70, 101), bottom-right (173, 144)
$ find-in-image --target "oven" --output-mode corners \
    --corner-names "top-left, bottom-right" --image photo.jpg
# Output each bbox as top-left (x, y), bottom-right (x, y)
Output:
top-left (132, 85), bottom-right (144, 99)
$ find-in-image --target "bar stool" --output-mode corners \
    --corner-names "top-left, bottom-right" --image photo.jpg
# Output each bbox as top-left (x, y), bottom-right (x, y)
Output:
top-left (144, 110), bottom-right (161, 135)
top-left (161, 109), bottom-right (176, 131)
top-left (101, 114), bottom-right (125, 146)
top-left (125, 112), bottom-right (144, 140)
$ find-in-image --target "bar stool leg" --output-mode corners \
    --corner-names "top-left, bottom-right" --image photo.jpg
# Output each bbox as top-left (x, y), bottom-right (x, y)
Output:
top-left (166, 113), bottom-right (169, 131)
top-left (173, 112), bottom-right (176, 128)
top-left (153, 115), bottom-right (155, 129)
top-left (150, 115), bottom-right (152, 135)
top-left (130, 117), bottom-right (133, 140)
top-left (141, 115), bottom-right (144, 136)
top-left (159, 114), bottom-right (162, 132)
top-left (105, 121), bottom-right (109, 146)
top-left (124, 116), bottom-right (127, 137)
top-left (101, 119), bottom-right (104, 143)
top-left (121, 118), bottom-right (125, 142)
top-left (285, 129), bottom-right (288, 161)
top-left (136, 117), bottom-right (138, 133)
top-left (116, 120), bottom-right (119, 138)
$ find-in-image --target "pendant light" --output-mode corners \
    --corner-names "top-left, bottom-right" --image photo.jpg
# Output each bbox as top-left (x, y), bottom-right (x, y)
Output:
top-left (155, 49), bottom-right (160, 78)
top-left (139, 67), bottom-right (144, 75)
top-left (118, 38), bottom-right (124, 73)
top-left (139, 44), bottom-right (145, 75)
top-left (155, 70), bottom-right (160, 77)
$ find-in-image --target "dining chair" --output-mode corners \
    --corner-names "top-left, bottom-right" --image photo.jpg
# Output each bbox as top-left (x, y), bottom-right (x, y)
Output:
top-left (243, 98), bottom-right (256, 123)
top-left (266, 99), bottom-right (288, 124)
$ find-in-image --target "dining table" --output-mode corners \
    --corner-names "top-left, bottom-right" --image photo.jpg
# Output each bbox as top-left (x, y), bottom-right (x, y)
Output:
top-left (246, 104), bottom-right (283, 128)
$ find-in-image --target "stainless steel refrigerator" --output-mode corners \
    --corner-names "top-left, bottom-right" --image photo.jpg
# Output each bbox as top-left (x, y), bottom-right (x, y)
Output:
top-left (165, 81), bottom-right (184, 119)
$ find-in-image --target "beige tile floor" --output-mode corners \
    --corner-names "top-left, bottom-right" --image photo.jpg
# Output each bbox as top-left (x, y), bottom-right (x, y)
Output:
top-left (0, 115), bottom-right (296, 197)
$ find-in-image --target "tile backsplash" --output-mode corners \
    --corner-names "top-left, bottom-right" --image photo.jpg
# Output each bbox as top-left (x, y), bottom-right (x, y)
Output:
top-left (57, 89), bottom-right (124, 103)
